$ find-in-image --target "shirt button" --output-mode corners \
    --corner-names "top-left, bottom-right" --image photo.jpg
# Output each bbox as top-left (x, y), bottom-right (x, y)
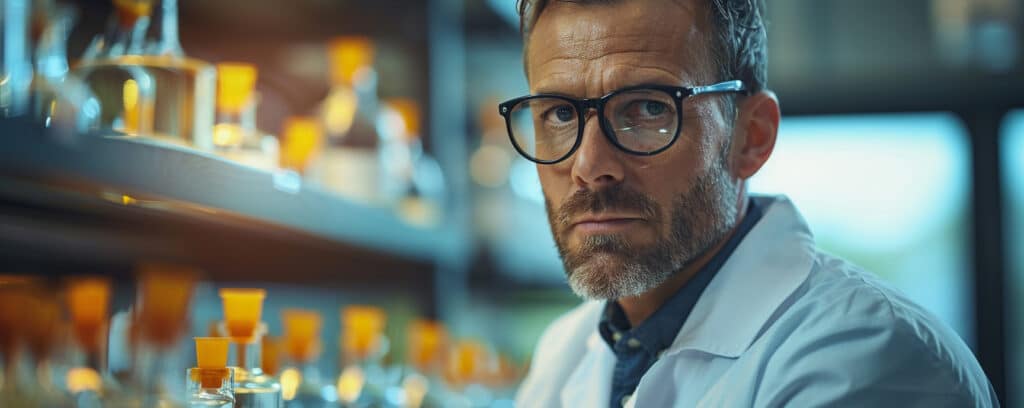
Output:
top-left (627, 338), bottom-right (642, 348)
top-left (612, 332), bottom-right (623, 342)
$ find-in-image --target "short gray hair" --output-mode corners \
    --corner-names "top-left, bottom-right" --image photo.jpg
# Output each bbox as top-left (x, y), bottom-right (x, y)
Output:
top-left (516, 0), bottom-right (768, 94)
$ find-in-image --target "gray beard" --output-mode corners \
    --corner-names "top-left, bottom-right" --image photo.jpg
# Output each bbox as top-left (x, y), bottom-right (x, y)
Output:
top-left (546, 153), bottom-right (739, 301)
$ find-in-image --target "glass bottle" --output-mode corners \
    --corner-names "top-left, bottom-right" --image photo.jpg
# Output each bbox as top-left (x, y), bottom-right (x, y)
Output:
top-left (27, 1), bottom-right (101, 140)
top-left (0, 279), bottom-right (74, 407)
top-left (212, 63), bottom-right (279, 171)
top-left (104, 263), bottom-right (199, 408)
top-left (73, 0), bottom-right (157, 137)
top-left (385, 320), bottom-right (449, 408)
top-left (337, 306), bottom-right (389, 408)
top-left (22, 287), bottom-right (75, 407)
top-left (377, 99), bottom-right (445, 227)
top-left (219, 288), bottom-right (282, 408)
top-left (1, 0), bottom-right (33, 118)
top-left (75, 0), bottom-right (216, 148)
top-left (444, 341), bottom-right (495, 408)
top-left (65, 277), bottom-right (112, 405)
top-left (280, 309), bottom-right (336, 408)
top-left (0, 282), bottom-right (30, 407)
top-left (279, 116), bottom-right (324, 176)
top-left (312, 37), bottom-right (383, 204)
top-left (188, 337), bottom-right (235, 408)
top-left (261, 336), bottom-right (281, 380)
top-left (138, 0), bottom-right (217, 149)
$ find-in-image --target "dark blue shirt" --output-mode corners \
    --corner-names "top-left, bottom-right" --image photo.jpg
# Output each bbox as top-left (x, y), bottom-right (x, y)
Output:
top-left (599, 199), bottom-right (765, 408)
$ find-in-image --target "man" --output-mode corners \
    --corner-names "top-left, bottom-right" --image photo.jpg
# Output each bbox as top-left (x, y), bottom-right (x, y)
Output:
top-left (502, 0), bottom-right (999, 407)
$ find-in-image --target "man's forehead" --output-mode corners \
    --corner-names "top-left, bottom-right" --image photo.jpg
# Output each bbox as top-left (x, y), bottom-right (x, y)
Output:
top-left (529, 0), bottom-right (702, 25)
top-left (526, 0), bottom-right (712, 88)
top-left (532, 0), bottom-right (704, 44)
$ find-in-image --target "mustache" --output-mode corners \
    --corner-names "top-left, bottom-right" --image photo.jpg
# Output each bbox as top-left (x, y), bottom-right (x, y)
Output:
top-left (554, 184), bottom-right (662, 233)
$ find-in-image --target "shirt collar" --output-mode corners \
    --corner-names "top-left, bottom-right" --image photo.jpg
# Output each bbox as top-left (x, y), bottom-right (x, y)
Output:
top-left (598, 198), bottom-right (766, 355)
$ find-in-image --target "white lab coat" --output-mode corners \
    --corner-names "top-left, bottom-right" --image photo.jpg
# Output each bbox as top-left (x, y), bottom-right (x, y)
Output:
top-left (515, 196), bottom-right (998, 407)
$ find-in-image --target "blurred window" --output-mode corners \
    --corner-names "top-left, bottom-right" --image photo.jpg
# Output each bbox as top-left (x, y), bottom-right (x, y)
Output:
top-left (749, 113), bottom-right (973, 344)
top-left (1002, 109), bottom-right (1024, 408)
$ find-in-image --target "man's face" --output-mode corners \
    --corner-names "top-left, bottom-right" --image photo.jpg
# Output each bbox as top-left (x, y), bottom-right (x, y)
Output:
top-left (527, 0), bottom-right (741, 300)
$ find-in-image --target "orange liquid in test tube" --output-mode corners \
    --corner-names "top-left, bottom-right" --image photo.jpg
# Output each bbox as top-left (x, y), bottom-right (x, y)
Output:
top-left (67, 278), bottom-right (111, 353)
top-left (281, 308), bottom-right (322, 363)
top-left (216, 63), bottom-right (258, 115)
top-left (0, 278), bottom-right (41, 368)
top-left (341, 306), bottom-right (385, 360)
top-left (219, 289), bottom-right (266, 341)
top-left (280, 117), bottom-right (323, 173)
top-left (328, 37), bottom-right (374, 86)
top-left (194, 337), bottom-right (231, 388)
top-left (261, 336), bottom-right (282, 377)
top-left (408, 320), bottom-right (446, 371)
top-left (447, 340), bottom-right (489, 387)
top-left (25, 291), bottom-right (62, 362)
top-left (195, 337), bottom-right (230, 368)
top-left (136, 264), bottom-right (199, 347)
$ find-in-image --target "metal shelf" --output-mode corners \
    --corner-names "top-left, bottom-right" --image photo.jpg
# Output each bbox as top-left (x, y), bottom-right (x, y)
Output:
top-left (0, 118), bottom-right (444, 293)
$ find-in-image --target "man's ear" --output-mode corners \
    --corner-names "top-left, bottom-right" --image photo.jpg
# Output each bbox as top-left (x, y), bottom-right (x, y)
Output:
top-left (729, 90), bottom-right (780, 179)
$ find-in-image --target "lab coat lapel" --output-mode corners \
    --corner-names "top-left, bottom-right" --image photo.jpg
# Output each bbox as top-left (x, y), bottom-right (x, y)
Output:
top-left (560, 330), bottom-right (615, 408)
top-left (664, 195), bottom-right (816, 358)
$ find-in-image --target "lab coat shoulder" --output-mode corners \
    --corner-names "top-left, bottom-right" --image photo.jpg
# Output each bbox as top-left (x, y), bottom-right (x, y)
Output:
top-left (515, 300), bottom-right (604, 406)
top-left (752, 251), bottom-right (999, 407)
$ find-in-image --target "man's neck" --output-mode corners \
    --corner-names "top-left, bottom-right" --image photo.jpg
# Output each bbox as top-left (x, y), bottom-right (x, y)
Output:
top-left (617, 198), bottom-right (749, 327)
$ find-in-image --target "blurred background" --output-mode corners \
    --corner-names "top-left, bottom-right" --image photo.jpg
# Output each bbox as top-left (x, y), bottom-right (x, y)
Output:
top-left (0, 0), bottom-right (1022, 407)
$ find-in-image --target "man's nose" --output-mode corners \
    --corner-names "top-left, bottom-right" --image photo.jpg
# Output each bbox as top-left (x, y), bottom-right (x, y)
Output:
top-left (570, 114), bottom-right (625, 189)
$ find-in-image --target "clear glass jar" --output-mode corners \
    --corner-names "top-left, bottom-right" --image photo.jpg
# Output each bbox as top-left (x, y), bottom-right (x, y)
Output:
top-left (74, 0), bottom-right (215, 149)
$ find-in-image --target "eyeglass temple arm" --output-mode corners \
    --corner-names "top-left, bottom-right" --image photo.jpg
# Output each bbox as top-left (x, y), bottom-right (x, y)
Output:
top-left (691, 80), bottom-right (747, 96)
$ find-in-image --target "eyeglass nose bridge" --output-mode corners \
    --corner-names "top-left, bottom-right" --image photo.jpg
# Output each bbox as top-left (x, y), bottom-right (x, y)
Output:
top-left (575, 98), bottom-right (611, 125)
top-left (577, 98), bottom-right (601, 111)
top-left (573, 98), bottom-right (621, 150)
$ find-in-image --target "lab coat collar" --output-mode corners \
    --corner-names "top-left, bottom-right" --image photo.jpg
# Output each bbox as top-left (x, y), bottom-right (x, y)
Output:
top-left (560, 326), bottom-right (616, 407)
top-left (663, 195), bottom-right (816, 358)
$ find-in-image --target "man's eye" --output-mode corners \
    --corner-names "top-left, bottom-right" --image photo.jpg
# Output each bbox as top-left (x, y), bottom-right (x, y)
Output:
top-left (551, 106), bottom-right (575, 122)
top-left (644, 101), bottom-right (667, 116)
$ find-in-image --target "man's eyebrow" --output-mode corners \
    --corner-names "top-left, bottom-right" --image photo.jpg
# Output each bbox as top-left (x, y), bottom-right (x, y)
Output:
top-left (531, 87), bottom-right (578, 97)
top-left (532, 82), bottom-right (684, 98)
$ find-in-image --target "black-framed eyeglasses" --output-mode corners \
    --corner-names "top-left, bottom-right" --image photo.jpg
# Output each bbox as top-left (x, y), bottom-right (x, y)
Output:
top-left (498, 80), bottom-right (747, 164)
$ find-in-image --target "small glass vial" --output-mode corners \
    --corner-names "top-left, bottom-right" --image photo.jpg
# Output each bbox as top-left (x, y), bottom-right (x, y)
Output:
top-left (219, 289), bottom-right (283, 408)
top-left (337, 305), bottom-right (389, 407)
top-left (279, 116), bottom-right (324, 175)
top-left (280, 309), bottom-right (337, 408)
top-left (189, 337), bottom-right (235, 408)
top-left (313, 37), bottom-right (383, 203)
top-left (213, 63), bottom-right (279, 171)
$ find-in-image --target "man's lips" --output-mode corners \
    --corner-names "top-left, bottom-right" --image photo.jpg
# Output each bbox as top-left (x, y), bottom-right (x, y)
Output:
top-left (570, 215), bottom-right (646, 234)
